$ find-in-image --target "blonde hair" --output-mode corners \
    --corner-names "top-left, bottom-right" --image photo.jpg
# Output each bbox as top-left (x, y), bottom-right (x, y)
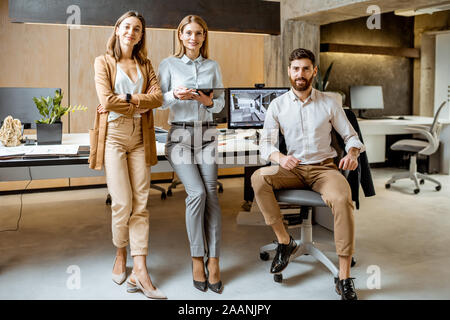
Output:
top-left (174, 15), bottom-right (209, 59)
top-left (106, 11), bottom-right (147, 65)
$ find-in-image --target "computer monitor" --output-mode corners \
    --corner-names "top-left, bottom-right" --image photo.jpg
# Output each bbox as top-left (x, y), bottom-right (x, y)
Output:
top-left (0, 87), bottom-right (61, 129)
top-left (350, 85), bottom-right (384, 110)
top-left (227, 87), bottom-right (289, 129)
top-left (209, 88), bottom-right (227, 124)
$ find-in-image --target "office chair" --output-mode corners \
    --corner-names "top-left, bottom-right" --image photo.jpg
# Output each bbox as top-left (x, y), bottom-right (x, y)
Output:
top-left (259, 190), bottom-right (356, 283)
top-left (259, 131), bottom-right (356, 283)
top-left (151, 183), bottom-right (167, 200)
top-left (385, 101), bottom-right (447, 194)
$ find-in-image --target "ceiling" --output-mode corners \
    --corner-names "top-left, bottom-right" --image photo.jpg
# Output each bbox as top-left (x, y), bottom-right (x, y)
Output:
top-left (285, 0), bottom-right (450, 25)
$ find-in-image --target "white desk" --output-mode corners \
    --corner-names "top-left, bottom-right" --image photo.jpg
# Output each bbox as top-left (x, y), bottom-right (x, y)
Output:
top-left (0, 131), bottom-right (266, 181)
top-left (358, 116), bottom-right (450, 174)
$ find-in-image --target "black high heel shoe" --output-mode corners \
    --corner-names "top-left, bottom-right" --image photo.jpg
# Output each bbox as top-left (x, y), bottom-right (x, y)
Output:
top-left (192, 261), bottom-right (207, 292)
top-left (205, 258), bottom-right (223, 294)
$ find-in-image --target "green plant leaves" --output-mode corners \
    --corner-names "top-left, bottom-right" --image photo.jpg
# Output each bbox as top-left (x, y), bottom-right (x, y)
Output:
top-left (33, 90), bottom-right (65, 124)
top-left (314, 62), bottom-right (334, 92)
top-left (33, 90), bottom-right (87, 124)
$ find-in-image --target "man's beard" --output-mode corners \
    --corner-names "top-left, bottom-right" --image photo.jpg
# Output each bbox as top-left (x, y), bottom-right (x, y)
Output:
top-left (290, 75), bottom-right (314, 92)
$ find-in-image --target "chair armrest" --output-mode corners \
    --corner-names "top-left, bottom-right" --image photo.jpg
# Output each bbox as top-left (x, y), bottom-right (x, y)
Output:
top-left (405, 126), bottom-right (438, 155)
top-left (407, 124), bottom-right (430, 130)
top-left (405, 125), bottom-right (433, 140)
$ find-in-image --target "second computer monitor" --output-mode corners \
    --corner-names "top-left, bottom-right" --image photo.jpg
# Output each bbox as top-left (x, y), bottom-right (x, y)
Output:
top-left (228, 87), bottom-right (289, 129)
top-left (0, 87), bottom-right (61, 129)
top-left (350, 85), bottom-right (384, 110)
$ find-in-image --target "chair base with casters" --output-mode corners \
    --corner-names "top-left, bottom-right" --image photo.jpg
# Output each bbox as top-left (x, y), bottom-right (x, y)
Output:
top-left (150, 183), bottom-right (167, 200)
top-left (385, 153), bottom-right (442, 194)
top-left (105, 183), bottom-right (167, 204)
top-left (166, 178), bottom-right (223, 197)
top-left (259, 189), bottom-right (355, 283)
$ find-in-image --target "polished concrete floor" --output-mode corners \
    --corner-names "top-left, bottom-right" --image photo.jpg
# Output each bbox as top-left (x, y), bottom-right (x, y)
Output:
top-left (1, 168), bottom-right (449, 300)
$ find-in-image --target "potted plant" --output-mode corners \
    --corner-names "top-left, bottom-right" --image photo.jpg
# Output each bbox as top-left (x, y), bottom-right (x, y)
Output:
top-left (314, 61), bottom-right (334, 92)
top-left (314, 62), bottom-right (346, 106)
top-left (33, 90), bottom-right (86, 145)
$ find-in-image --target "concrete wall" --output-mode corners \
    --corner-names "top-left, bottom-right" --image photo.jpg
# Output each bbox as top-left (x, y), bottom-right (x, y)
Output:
top-left (264, 20), bottom-right (320, 87)
top-left (320, 12), bottom-right (414, 117)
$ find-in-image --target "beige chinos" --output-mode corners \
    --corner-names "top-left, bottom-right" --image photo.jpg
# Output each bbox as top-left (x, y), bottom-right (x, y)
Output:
top-left (251, 159), bottom-right (355, 257)
top-left (104, 116), bottom-right (150, 257)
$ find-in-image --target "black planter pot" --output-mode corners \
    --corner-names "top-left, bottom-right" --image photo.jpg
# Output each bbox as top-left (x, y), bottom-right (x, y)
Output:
top-left (36, 122), bottom-right (62, 145)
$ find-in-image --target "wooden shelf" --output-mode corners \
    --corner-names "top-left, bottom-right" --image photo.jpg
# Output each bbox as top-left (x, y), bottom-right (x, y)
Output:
top-left (320, 43), bottom-right (420, 58)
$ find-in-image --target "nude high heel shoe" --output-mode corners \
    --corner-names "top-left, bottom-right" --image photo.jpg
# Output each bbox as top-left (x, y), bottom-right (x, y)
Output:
top-left (112, 256), bottom-right (127, 285)
top-left (132, 271), bottom-right (167, 299)
top-left (126, 275), bottom-right (138, 293)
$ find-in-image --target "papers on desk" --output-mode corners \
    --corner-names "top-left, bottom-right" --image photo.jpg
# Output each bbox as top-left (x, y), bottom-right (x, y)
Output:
top-left (0, 146), bottom-right (27, 157)
top-left (0, 144), bottom-right (79, 158)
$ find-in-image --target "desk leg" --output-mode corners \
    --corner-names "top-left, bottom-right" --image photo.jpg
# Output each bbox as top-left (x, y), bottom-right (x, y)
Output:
top-left (244, 166), bottom-right (261, 202)
top-left (364, 135), bottom-right (386, 163)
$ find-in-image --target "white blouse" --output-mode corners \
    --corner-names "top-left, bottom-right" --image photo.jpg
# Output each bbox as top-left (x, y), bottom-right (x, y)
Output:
top-left (108, 63), bottom-right (144, 122)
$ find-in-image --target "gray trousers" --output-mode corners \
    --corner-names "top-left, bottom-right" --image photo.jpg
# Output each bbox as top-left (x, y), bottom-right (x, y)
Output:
top-left (165, 124), bottom-right (222, 257)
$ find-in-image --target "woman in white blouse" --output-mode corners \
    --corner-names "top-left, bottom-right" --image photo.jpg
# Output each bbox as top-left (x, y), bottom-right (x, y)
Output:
top-left (93, 11), bottom-right (165, 299)
top-left (158, 15), bottom-right (225, 294)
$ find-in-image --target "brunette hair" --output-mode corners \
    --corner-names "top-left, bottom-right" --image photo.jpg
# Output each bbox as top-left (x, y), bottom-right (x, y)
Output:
top-left (174, 15), bottom-right (209, 59)
top-left (106, 11), bottom-right (147, 65)
top-left (289, 48), bottom-right (316, 66)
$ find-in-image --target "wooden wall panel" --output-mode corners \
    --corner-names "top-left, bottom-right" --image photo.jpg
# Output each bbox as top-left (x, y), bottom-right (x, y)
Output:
top-left (0, 0), bottom-right (69, 130)
top-left (208, 31), bottom-right (265, 87)
top-left (148, 29), bottom-right (174, 131)
top-left (68, 26), bottom-right (111, 134)
top-left (0, 0), bottom-right (70, 190)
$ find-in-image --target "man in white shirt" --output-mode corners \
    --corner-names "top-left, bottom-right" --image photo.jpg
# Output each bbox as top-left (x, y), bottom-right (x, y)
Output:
top-left (251, 48), bottom-right (365, 300)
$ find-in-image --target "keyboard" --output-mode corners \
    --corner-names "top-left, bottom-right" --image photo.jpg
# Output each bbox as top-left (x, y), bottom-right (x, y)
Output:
top-left (359, 116), bottom-right (394, 120)
top-left (155, 127), bottom-right (168, 134)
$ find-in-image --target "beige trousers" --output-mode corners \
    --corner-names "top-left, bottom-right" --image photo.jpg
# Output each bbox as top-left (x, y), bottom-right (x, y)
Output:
top-left (251, 159), bottom-right (355, 256)
top-left (104, 117), bottom-right (150, 256)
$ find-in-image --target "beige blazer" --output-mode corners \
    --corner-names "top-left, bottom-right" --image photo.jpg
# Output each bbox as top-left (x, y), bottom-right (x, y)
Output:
top-left (89, 54), bottom-right (163, 170)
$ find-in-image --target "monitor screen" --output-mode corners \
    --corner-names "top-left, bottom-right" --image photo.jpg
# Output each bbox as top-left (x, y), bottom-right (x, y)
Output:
top-left (207, 88), bottom-right (227, 124)
top-left (228, 87), bottom-right (289, 129)
top-left (213, 97), bottom-right (228, 124)
top-left (0, 87), bottom-right (61, 129)
top-left (350, 85), bottom-right (384, 110)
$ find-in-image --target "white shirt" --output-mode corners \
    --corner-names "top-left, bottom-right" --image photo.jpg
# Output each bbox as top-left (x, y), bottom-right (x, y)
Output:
top-left (108, 64), bottom-right (144, 122)
top-left (259, 88), bottom-right (366, 164)
top-left (158, 55), bottom-right (225, 124)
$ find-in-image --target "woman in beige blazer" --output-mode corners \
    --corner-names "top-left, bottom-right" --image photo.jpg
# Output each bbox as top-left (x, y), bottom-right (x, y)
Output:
top-left (91, 11), bottom-right (165, 299)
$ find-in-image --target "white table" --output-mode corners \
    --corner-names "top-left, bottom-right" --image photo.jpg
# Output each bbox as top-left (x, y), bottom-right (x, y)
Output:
top-left (359, 116), bottom-right (450, 174)
top-left (0, 130), bottom-right (267, 181)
